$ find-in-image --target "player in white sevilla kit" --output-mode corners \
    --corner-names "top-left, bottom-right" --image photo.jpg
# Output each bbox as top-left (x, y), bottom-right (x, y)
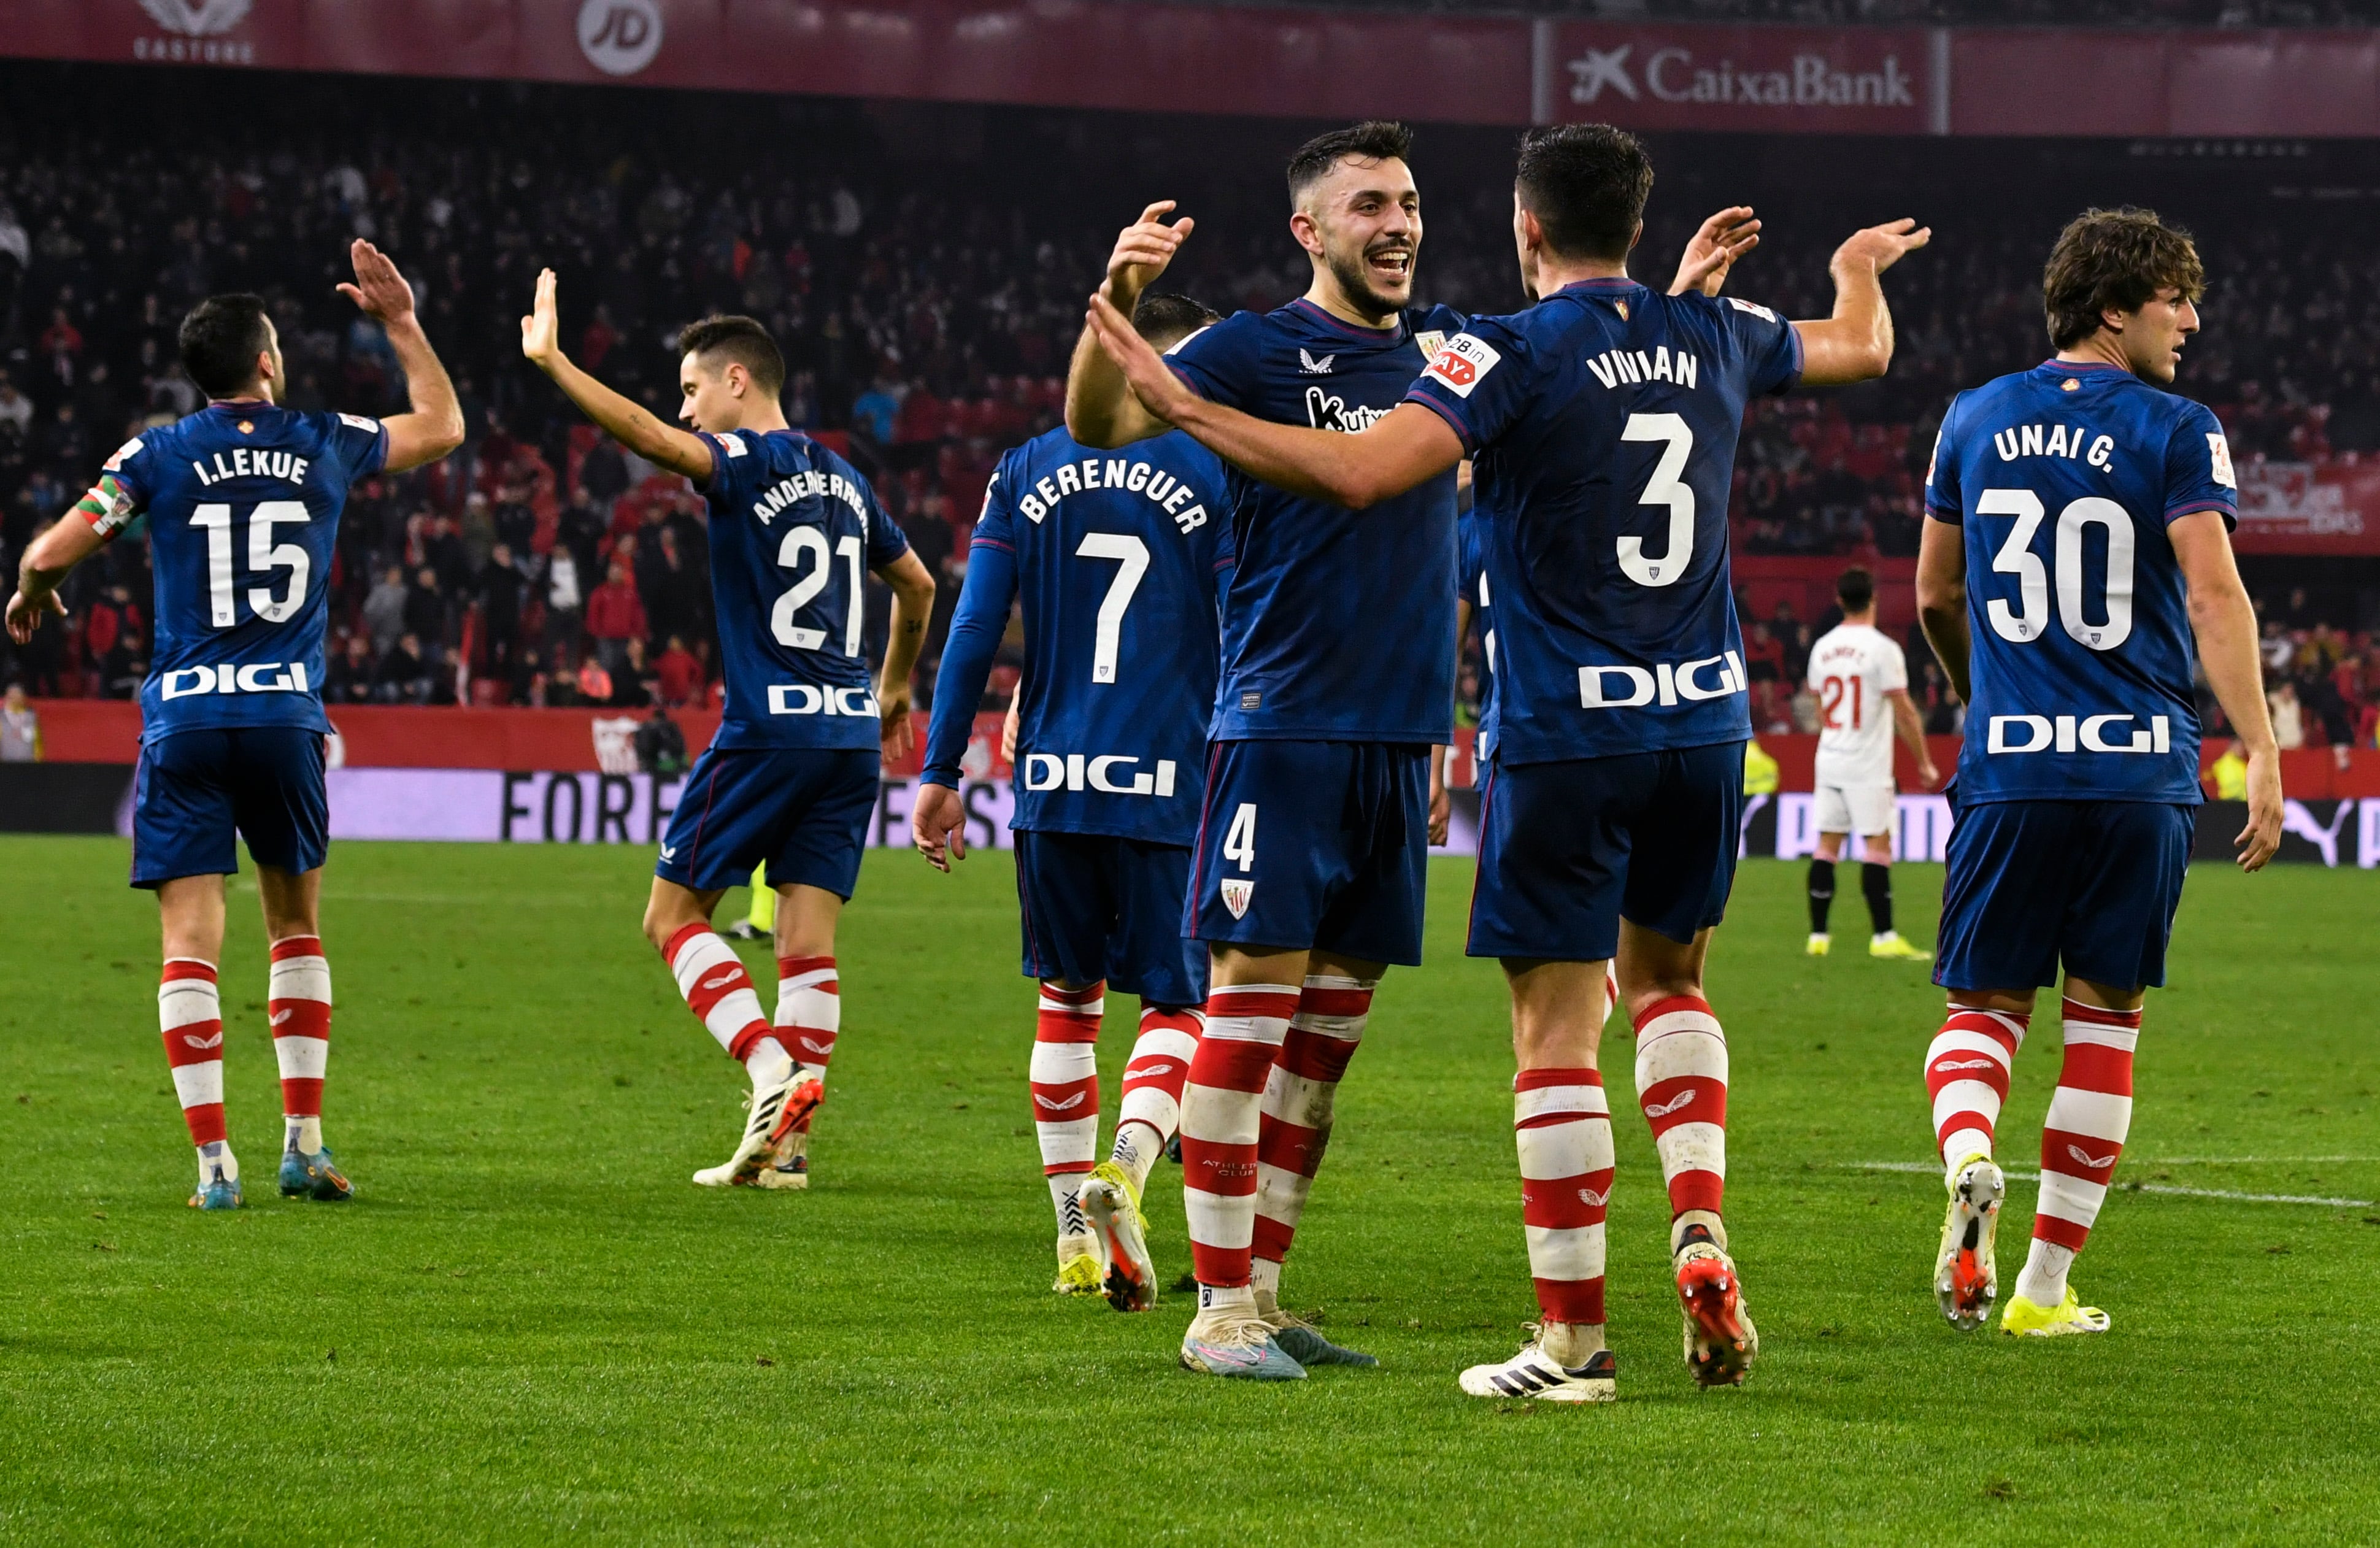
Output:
top-left (1803, 564), bottom-right (1938, 960)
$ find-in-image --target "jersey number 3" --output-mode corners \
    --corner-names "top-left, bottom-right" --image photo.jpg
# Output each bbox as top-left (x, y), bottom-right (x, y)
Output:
top-left (1619, 413), bottom-right (1695, 588)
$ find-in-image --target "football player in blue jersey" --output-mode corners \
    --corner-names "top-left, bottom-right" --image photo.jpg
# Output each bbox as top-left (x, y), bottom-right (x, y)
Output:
top-left (7, 242), bottom-right (464, 1209)
top-left (1914, 209), bottom-right (2279, 1339)
top-left (522, 271), bottom-right (938, 1192)
top-left (1085, 123), bottom-right (1924, 1400)
top-left (1066, 121), bottom-right (1469, 1379)
top-left (914, 292), bottom-right (1231, 1312)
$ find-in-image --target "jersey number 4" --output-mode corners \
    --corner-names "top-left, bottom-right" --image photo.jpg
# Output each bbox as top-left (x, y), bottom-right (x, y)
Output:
top-left (772, 526), bottom-right (865, 655)
top-left (192, 501), bottom-right (310, 626)
top-left (1978, 490), bottom-right (2134, 651)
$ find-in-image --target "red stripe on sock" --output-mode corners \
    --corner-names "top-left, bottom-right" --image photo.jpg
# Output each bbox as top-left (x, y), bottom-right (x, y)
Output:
top-left (279, 1077), bottom-right (325, 1118)
top-left (1515, 1066), bottom-right (1602, 1092)
top-left (1190, 1241), bottom-right (1251, 1287)
top-left (1207, 988), bottom-right (1299, 1022)
top-left (1667, 1168), bottom-right (1725, 1215)
top-left (1533, 1275), bottom-right (1606, 1326)
top-left (2057, 1042), bottom-right (2135, 1096)
top-left (1254, 1115), bottom-right (1323, 1177)
top-left (1251, 1214), bottom-right (1293, 1263)
top-left (1522, 1164), bottom-right (1614, 1231)
top-left (1178, 1136), bottom-right (1258, 1198)
top-left (1296, 986), bottom-right (1373, 1019)
top-left (1187, 1037), bottom-right (1278, 1096)
top-left (161, 960), bottom-right (217, 984)
top-left (1633, 995), bottom-right (1714, 1033)
top-left (2061, 998), bottom-right (2142, 1029)
top-left (180, 1102), bottom-right (226, 1148)
top-left (660, 922), bottom-right (710, 962)
top-left (269, 934), bottom-right (325, 961)
top-left (2032, 1212), bottom-right (2093, 1250)
top-left (1276, 1026), bottom-right (1359, 1083)
top-left (726, 1025), bottom-right (781, 1064)
top-left (160, 1023), bottom-right (223, 1068)
top-left (1639, 1074), bottom-right (1727, 1135)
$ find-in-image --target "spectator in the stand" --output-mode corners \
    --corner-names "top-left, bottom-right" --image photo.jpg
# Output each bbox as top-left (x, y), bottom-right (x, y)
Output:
top-left (585, 559), bottom-right (646, 676)
top-left (575, 650), bottom-right (612, 706)
top-left (478, 541), bottom-right (525, 675)
top-left (509, 644), bottom-right (547, 708)
top-left (0, 372), bottom-right (31, 440)
top-left (1, 682), bottom-right (40, 761)
top-left (637, 525), bottom-right (703, 647)
top-left (363, 564), bottom-right (409, 655)
top-left (579, 440), bottom-right (628, 512)
top-left (373, 631), bottom-right (432, 704)
top-left (325, 632), bottom-right (375, 704)
top-left (557, 485), bottom-right (606, 583)
top-left (542, 540), bottom-right (585, 657)
top-left (610, 636), bottom-right (657, 708)
top-left (850, 372), bottom-right (899, 453)
top-left (653, 633), bottom-right (702, 708)
top-left (492, 483), bottom-right (537, 557)
top-left (2267, 677), bottom-right (2305, 750)
top-left (405, 566), bottom-right (450, 663)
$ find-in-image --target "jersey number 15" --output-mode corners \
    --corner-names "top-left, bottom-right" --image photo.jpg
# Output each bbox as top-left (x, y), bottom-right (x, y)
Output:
top-left (192, 501), bottom-right (310, 627)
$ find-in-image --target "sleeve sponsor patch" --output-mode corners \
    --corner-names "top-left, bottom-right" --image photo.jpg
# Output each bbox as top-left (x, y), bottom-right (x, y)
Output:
top-left (1725, 297), bottom-right (1780, 323)
top-left (718, 431), bottom-right (748, 458)
top-left (1422, 333), bottom-right (1501, 399)
top-left (2206, 430), bottom-right (2236, 488)
top-left (337, 412), bottom-right (382, 434)
top-left (101, 437), bottom-right (142, 472)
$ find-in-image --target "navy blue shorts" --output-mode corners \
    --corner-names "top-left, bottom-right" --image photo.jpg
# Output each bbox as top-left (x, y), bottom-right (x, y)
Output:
top-left (131, 726), bottom-right (329, 888)
top-left (1015, 828), bottom-right (1207, 1007)
top-left (1936, 797), bottom-right (2194, 993)
top-left (1186, 739), bottom-right (1429, 968)
top-left (1468, 741), bottom-right (1746, 961)
top-left (657, 745), bottom-right (879, 898)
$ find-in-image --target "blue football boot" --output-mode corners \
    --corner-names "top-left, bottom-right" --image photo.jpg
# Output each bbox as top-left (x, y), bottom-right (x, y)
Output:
top-left (279, 1147), bottom-right (354, 1201)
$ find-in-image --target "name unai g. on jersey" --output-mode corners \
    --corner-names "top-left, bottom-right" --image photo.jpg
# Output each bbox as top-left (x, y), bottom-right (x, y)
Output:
top-left (1925, 360), bottom-right (2238, 804)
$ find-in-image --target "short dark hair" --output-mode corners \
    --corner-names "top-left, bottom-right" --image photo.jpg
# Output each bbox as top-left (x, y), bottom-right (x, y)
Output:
top-left (1514, 123), bottom-right (1653, 263)
top-left (1132, 291), bottom-right (1222, 352)
top-left (2043, 208), bottom-right (2205, 351)
top-left (179, 293), bottom-right (274, 399)
top-left (1836, 566), bottom-right (1874, 614)
top-left (676, 314), bottom-right (785, 398)
top-left (1286, 120), bottom-right (1414, 206)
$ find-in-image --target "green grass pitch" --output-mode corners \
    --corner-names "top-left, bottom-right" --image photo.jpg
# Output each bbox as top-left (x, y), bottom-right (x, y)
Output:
top-left (1, 836), bottom-right (2374, 1544)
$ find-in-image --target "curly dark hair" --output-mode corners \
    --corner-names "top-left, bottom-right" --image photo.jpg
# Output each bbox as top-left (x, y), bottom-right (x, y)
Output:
top-left (1285, 120), bottom-right (1414, 206)
top-left (2042, 208), bottom-right (2205, 351)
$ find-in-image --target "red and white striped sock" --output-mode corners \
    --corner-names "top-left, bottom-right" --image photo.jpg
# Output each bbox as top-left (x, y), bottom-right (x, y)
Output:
top-left (268, 935), bottom-right (333, 1155)
top-left (1179, 982), bottom-right (1298, 1307)
top-left (160, 958), bottom-right (235, 1183)
top-left (2016, 998), bottom-right (2140, 1307)
top-left (1515, 1066), bottom-right (1615, 1331)
top-left (1112, 1003), bottom-right (1201, 1197)
top-left (1251, 974), bottom-right (1374, 1297)
top-left (776, 955), bottom-right (839, 1137)
top-left (1031, 980), bottom-right (1103, 1235)
top-left (1634, 995), bottom-right (1729, 1251)
top-left (1925, 1005), bottom-right (2028, 1180)
top-left (661, 923), bottom-right (788, 1085)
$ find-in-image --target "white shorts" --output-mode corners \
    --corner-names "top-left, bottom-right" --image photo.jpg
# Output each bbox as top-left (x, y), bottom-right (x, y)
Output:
top-left (1815, 780), bottom-right (1896, 838)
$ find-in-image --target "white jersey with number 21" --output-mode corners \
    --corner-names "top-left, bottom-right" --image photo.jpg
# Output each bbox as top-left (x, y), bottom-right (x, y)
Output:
top-left (1808, 622), bottom-right (1906, 786)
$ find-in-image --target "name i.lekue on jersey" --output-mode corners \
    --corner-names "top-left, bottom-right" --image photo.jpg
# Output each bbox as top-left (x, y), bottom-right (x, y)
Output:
top-left (1013, 455), bottom-right (1210, 534)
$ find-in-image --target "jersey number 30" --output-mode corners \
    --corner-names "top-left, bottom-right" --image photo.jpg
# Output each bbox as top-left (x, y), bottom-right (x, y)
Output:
top-left (192, 501), bottom-right (310, 626)
top-left (1978, 490), bottom-right (2134, 651)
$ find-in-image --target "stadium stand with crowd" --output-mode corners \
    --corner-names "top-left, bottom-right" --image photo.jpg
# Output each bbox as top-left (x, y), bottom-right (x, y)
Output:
top-left (0, 63), bottom-right (2372, 755)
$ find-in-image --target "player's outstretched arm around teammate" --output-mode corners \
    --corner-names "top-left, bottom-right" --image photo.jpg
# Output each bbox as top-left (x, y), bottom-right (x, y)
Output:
top-left (1065, 202), bottom-right (1198, 449)
top-left (521, 268), bottom-right (716, 484)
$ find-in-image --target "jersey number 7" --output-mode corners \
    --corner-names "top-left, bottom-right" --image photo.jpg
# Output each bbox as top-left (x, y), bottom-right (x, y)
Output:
top-left (1076, 532), bottom-right (1149, 685)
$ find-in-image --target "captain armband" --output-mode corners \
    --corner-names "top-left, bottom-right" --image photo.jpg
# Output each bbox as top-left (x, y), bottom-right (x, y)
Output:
top-left (74, 474), bottom-right (139, 541)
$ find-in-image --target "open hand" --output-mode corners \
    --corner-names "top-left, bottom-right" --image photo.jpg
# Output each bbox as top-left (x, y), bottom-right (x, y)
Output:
top-left (6, 587), bottom-right (64, 646)
top-left (1670, 206), bottom-right (1762, 298)
top-left (1105, 201), bottom-right (1195, 307)
top-left (1085, 290), bottom-right (1193, 426)
top-left (520, 268), bottom-right (563, 369)
top-left (1831, 218), bottom-right (1931, 278)
top-left (912, 782), bottom-right (967, 872)
top-left (336, 239), bottom-right (417, 325)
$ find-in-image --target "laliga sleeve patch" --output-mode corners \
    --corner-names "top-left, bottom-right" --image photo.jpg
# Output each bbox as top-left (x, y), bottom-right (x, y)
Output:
top-left (1725, 297), bottom-right (1781, 323)
top-left (337, 412), bottom-right (382, 433)
top-left (718, 432), bottom-right (749, 458)
top-left (101, 437), bottom-right (144, 472)
top-left (2206, 431), bottom-right (2236, 488)
top-left (1422, 333), bottom-right (1501, 399)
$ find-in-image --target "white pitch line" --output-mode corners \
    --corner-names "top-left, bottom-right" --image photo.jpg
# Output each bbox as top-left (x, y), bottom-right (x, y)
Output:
top-left (1847, 1161), bottom-right (2372, 1209)
top-left (2130, 1155), bottom-right (2379, 1166)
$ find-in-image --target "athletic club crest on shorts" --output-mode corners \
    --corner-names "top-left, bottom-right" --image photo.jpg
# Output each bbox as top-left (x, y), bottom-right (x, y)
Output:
top-left (1219, 877), bottom-right (1254, 918)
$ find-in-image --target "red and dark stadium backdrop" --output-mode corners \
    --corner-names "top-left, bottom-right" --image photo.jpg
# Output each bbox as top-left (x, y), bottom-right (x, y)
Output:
top-left (12, 2), bottom-right (2380, 139)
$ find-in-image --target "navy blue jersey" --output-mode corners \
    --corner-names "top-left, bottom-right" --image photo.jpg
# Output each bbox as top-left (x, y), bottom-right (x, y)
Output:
top-left (923, 426), bottom-right (1231, 844)
top-left (1168, 299), bottom-right (1466, 745)
top-left (1406, 279), bottom-right (1801, 764)
top-left (695, 429), bottom-right (909, 752)
top-left (1924, 360), bottom-right (2238, 804)
top-left (1458, 508), bottom-right (1499, 765)
top-left (98, 401), bottom-right (387, 745)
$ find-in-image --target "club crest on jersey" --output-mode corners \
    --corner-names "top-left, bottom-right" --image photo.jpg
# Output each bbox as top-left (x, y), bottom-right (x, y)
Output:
top-left (1298, 348), bottom-right (1336, 375)
top-left (1219, 877), bottom-right (1254, 919)
top-left (1415, 330), bottom-right (1446, 359)
top-left (1422, 333), bottom-right (1501, 399)
top-left (1613, 299), bottom-right (1630, 321)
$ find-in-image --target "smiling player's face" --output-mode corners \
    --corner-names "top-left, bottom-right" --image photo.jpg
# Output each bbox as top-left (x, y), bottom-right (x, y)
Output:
top-left (2116, 287), bottom-right (2198, 386)
top-left (1301, 155), bottom-right (1421, 322)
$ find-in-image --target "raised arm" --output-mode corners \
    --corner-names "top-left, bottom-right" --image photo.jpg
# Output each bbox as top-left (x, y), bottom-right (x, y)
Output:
top-left (1792, 220), bottom-right (1931, 388)
top-left (1914, 515), bottom-right (1970, 705)
top-left (2171, 510), bottom-right (2282, 871)
top-left (1066, 203), bottom-right (1196, 449)
top-left (520, 268), bottom-right (712, 483)
top-left (1668, 206), bottom-right (1763, 298)
top-left (1084, 289), bottom-right (1462, 508)
top-left (873, 548), bottom-right (937, 764)
top-left (337, 240), bottom-right (464, 472)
